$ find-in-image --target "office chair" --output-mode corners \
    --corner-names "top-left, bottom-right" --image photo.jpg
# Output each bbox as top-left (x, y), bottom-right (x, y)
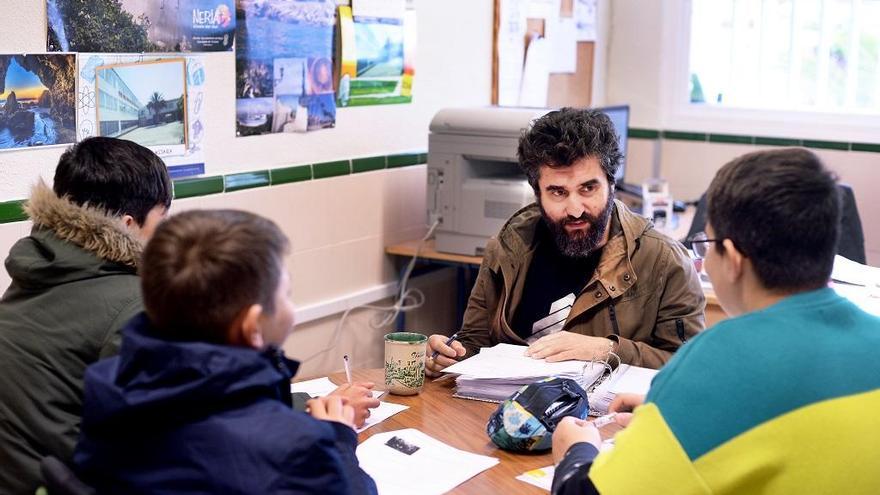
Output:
top-left (40, 456), bottom-right (95, 495)
top-left (684, 184), bottom-right (866, 264)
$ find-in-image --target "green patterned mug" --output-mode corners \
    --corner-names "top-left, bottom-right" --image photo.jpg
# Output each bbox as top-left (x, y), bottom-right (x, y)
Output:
top-left (384, 332), bottom-right (428, 395)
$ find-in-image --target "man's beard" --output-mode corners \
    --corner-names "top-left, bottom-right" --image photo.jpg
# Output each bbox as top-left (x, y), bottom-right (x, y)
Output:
top-left (539, 193), bottom-right (615, 259)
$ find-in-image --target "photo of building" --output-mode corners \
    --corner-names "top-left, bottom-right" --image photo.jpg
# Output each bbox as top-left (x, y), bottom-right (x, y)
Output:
top-left (95, 59), bottom-right (187, 147)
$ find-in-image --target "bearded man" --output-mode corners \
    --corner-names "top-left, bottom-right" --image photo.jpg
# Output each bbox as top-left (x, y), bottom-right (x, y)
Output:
top-left (426, 108), bottom-right (705, 372)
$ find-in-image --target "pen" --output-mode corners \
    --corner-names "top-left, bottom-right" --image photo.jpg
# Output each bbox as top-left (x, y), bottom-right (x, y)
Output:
top-left (591, 413), bottom-right (618, 428)
top-left (430, 332), bottom-right (459, 360)
top-left (343, 354), bottom-right (352, 384)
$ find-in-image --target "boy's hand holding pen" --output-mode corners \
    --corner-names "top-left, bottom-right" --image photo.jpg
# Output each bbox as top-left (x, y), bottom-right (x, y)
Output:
top-left (425, 332), bottom-right (466, 377)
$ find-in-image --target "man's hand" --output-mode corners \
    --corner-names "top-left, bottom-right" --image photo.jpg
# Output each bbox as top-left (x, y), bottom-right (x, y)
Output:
top-left (552, 416), bottom-right (602, 465)
top-left (425, 334), bottom-right (466, 377)
top-left (306, 396), bottom-right (355, 429)
top-left (526, 331), bottom-right (613, 362)
top-left (329, 382), bottom-right (381, 428)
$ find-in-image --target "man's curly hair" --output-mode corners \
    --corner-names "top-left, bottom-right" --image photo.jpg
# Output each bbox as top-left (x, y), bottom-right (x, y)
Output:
top-left (517, 108), bottom-right (623, 192)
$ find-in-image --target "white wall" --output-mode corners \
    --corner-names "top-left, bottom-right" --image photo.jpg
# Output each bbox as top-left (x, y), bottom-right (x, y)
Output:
top-left (0, 0), bottom-right (494, 377)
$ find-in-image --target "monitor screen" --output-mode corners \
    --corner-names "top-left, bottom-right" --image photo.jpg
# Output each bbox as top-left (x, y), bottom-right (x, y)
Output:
top-left (596, 105), bottom-right (630, 186)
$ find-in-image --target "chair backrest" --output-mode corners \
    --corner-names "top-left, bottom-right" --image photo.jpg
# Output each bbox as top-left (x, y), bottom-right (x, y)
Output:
top-left (683, 184), bottom-right (866, 264)
top-left (40, 456), bottom-right (96, 495)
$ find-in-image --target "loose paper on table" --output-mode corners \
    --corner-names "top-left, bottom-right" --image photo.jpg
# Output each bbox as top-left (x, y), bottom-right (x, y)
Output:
top-left (291, 377), bottom-right (406, 433)
top-left (357, 428), bottom-right (499, 495)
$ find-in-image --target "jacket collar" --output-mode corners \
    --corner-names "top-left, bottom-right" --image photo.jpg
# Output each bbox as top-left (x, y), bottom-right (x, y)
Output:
top-left (83, 313), bottom-right (299, 427)
top-left (491, 199), bottom-right (654, 338)
top-left (24, 180), bottom-right (143, 268)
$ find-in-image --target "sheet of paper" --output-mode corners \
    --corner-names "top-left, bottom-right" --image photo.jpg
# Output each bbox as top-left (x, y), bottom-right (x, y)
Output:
top-left (517, 465), bottom-right (555, 491)
top-left (352, 0), bottom-right (406, 20)
top-left (527, 0), bottom-right (562, 20)
top-left (573, 0), bottom-right (598, 41)
top-left (518, 36), bottom-right (551, 107)
top-left (497, 0), bottom-right (528, 106)
top-left (832, 282), bottom-right (880, 317)
top-left (291, 377), bottom-right (386, 399)
top-left (831, 255), bottom-right (880, 287)
top-left (607, 365), bottom-right (658, 395)
top-left (357, 428), bottom-right (499, 495)
top-left (443, 343), bottom-right (591, 379)
top-left (356, 401), bottom-right (409, 433)
top-left (546, 17), bottom-right (577, 73)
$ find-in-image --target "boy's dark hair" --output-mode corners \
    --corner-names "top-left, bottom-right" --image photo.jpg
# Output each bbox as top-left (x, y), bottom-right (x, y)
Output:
top-left (707, 148), bottom-right (840, 292)
top-left (53, 137), bottom-right (172, 224)
top-left (517, 108), bottom-right (623, 191)
top-left (141, 209), bottom-right (290, 343)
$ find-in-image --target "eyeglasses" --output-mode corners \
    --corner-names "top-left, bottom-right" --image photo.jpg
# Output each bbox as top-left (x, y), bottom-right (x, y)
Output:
top-left (688, 231), bottom-right (722, 259)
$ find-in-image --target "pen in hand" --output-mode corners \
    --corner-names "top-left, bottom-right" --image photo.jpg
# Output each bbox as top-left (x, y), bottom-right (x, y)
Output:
top-left (430, 332), bottom-right (460, 360)
top-left (343, 354), bottom-right (352, 384)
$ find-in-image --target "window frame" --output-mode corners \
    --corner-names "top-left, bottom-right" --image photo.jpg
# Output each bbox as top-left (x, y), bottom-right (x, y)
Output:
top-left (659, 0), bottom-right (880, 143)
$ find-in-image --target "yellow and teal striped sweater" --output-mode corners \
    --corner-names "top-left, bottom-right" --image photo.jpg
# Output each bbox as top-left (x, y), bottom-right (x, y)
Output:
top-left (554, 288), bottom-right (880, 494)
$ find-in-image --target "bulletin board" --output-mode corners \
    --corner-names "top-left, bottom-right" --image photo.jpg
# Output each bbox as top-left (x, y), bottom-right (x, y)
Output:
top-left (492, 0), bottom-right (595, 108)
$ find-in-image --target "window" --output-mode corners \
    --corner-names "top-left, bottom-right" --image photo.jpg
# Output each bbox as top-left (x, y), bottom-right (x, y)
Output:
top-left (689, 0), bottom-right (880, 114)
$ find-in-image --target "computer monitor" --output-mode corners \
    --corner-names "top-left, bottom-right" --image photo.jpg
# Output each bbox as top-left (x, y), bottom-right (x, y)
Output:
top-left (596, 105), bottom-right (637, 195)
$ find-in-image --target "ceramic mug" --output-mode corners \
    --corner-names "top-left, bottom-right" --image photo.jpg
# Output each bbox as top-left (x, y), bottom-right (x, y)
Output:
top-left (384, 332), bottom-right (428, 395)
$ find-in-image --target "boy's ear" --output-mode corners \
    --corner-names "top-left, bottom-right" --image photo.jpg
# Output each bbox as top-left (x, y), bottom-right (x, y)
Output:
top-left (228, 304), bottom-right (265, 349)
top-left (720, 238), bottom-right (745, 282)
top-left (121, 214), bottom-right (137, 229)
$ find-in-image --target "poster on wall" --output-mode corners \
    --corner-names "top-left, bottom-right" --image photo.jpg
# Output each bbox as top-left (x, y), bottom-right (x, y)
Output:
top-left (77, 53), bottom-right (207, 178)
top-left (235, 0), bottom-right (336, 137)
top-left (0, 54), bottom-right (77, 151)
top-left (47, 0), bottom-right (235, 53)
top-left (336, 5), bottom-right (415, 107)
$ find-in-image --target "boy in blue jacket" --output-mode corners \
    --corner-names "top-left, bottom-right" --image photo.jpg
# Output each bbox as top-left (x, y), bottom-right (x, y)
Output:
top-left (74, 209), bottom-right (377, 494)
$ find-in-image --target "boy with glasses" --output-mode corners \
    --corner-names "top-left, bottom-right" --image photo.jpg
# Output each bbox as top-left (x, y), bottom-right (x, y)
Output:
top-left (550, 148), bottom-right (880, 494)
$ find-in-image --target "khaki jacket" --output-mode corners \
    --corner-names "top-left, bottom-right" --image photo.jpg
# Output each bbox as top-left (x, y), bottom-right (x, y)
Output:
top-left (458, 200), bottom-right (705, 369)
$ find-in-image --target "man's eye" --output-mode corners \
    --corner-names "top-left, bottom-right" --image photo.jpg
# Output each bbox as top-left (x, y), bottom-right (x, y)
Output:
top-left (550, 190), bottom-right (565, 197)
top-left (582, 184), bottom-right (597, 193)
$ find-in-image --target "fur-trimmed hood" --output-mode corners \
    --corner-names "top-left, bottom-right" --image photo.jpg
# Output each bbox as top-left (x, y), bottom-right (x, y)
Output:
top-left (23, 180), bottom-right (142, 268)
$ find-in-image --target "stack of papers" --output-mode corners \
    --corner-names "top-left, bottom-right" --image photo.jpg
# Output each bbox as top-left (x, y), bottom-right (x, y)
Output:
top-left (442, 344), bottom-right (607, 403)
top-left (357, 428), bottom-right (499, 495)
top-left (291, 377), bottom-right (408, 433)
top-left (588, 364), bottom-right (658, 415)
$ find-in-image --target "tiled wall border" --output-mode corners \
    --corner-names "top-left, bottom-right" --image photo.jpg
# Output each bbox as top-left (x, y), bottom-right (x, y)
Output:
top-left (630, 128), bottom-right (880, 152)
top-left (0, 152), bottom-right (427, 224)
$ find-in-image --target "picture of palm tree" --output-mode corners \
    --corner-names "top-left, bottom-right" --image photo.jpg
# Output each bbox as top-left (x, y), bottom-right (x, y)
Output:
top-left (147, 92), bottom-right (165, 125)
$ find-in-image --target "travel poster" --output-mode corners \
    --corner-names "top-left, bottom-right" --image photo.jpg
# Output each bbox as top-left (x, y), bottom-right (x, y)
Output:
top-left (47, 0), bottom-right (235, 53)
top-left (336, 6), bottom-right (415, 107)
top-left (235, 0), bottom-right (336, 136)
top-left (0, 54), bottom-right (76, 151)
top-left (78, 53), bottom-right (208, 178)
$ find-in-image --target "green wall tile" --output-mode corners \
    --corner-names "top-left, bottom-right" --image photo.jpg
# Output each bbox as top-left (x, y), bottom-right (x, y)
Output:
top-left (173, 176), bottom-right (224, 199)
top-left (662, 130), bottom-right (707, 142)
top-left (629, 128), bottom-right (660, 139)
top-left (352, 156), bottom-right (386, 174)
top-left (225, 171), bottom-right (271, 192)
top-left (313, 160), bottom-right (351, 179)
top-left (271, 165), bottom-right (312, 185)
top-left (803, 139), bottom-right (849, 151)
top-left (0, 200), bottom-right (27, 223)
top-left (387, 153), bottom-right (421, 168)
top-left (754, 136), bottom-right (802, 146)
top-left (851, 142), bottom-right (880, 153)
top-left (708, 133), bottom-right (753, 144)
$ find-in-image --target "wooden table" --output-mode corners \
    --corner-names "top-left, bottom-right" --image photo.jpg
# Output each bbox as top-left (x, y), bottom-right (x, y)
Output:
top-left (329, 369), bottom-right (619, 494)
